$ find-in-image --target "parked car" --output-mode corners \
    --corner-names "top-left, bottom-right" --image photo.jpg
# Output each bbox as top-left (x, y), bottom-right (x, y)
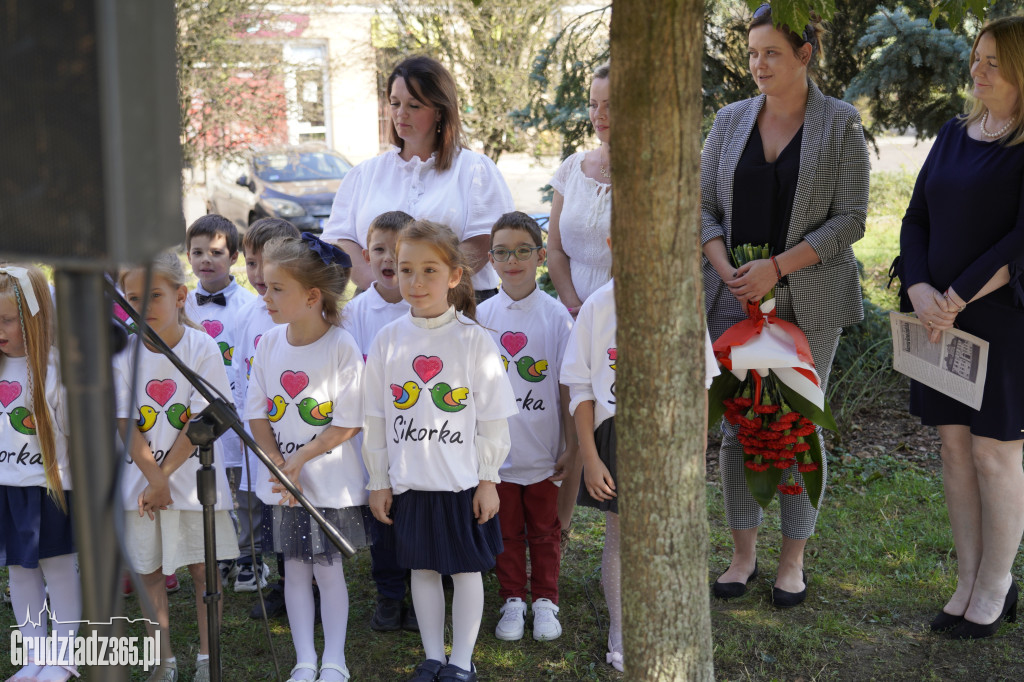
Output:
top-left (205, 144), bottom-right (352, 234)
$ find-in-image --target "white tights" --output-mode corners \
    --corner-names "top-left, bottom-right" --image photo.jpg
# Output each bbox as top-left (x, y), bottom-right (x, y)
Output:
top-left (284, 559), bottom-right (350, 682)
top-left (603, 512), bottom-right (622, 658)
top-left (410, 570), bottom-right (483, 671)
top-left (8, 553), bottom-right (81, 680)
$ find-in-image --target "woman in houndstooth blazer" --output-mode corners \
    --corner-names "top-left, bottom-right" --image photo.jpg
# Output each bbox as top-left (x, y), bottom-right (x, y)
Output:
top-left (701, 5), bottom-right (869, 607)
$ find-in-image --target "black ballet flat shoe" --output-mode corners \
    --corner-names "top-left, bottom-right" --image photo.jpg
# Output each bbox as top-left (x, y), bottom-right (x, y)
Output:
top-left (408, 659), bottom-right (446, 682)
top-left (949, 581), bottom-right (1019, 640)
top-left (712, 561), bottom-right (758, 599)
top-left (437, 663), bottom-right (477, 682)
top-left (929, 609), bottom-right (965, 633)
top-left (771, 570), bottom-right (807, 609)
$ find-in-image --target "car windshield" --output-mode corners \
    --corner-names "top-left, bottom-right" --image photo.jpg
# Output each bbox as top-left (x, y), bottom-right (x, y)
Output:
top-left (254, 152), bottom-right (351, 182)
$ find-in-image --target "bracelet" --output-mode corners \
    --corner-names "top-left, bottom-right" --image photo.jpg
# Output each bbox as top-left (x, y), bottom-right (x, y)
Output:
top-left (944, 289), bottom-right (965, 312)
top-left (770, 256), bottom-right (783, 282)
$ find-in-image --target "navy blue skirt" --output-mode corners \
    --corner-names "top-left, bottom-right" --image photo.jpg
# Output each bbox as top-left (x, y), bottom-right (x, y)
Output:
top-left (373, 488), bottom-right (503, 574)
top-left (577, 416), bottom-right (618, 514)
top-left (0, 486), bottom-right (75, 568)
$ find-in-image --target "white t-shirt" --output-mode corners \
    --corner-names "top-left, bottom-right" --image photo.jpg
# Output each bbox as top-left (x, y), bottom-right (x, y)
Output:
top-left (549, 151), bottom-right (612, 302)
top-left (244, 325), bottom-right (367, 509)
top-left (476, 287), bottom-right (574, 485)
top-left (341, 283), bottom-right (410, 358)
top-left (231, 297), bottom-right (278, 493)
top-left (113, 327), bottom-right (234, 511)
top-left (363, 309), bottom-right (518, 494)
top-left (185, 278), bottom-right (256, 468)
top-left (0, 351), bottom-right (71, 489)
top-left (322, 147), bottom-right (514, 291)
top-left (561, 279), bottom-right (617, 430)
top-left (560, 280), bottom-right (722, 432)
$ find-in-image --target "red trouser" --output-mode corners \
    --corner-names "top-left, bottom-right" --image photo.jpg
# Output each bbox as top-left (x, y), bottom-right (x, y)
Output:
top-left (495, 479), bottom-right (561, 603)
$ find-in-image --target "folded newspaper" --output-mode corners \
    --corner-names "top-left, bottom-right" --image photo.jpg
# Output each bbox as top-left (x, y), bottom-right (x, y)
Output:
top-left (889, 312), bottom-right (989, 410)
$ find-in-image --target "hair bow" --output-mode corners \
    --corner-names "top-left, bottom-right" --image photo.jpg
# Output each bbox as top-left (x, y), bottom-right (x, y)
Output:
top-left (0, 266), bottom-right (40, 316)
top-left (301, 232), bottom-right (352, 268)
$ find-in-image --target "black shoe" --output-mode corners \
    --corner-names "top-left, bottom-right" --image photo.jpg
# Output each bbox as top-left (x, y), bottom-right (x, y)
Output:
top-left (249, 584), bottom-right (286, 620)
top-left (771, 570), bottom-right (807, 609)
top-left (949, 581), bottom-right (1019, 640)
top-left (371, 596), bottom-right (403, 631)
top-left (712, 561), bottom-right (758, 599)
top-left (402, 600), bottom-right (419, 632)
top-left (407, 658), bottom-right (445, 682)
top-left (437, 663), bottom-right (477, 682)
top-left (929, 609), bottom-right (965, 632)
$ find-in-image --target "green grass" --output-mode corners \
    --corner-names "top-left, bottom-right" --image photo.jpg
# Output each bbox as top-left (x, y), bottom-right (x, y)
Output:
top-left (3, 460), bottom-right (1021, 680)
top-left (855, 170), bottom-right (918, 310)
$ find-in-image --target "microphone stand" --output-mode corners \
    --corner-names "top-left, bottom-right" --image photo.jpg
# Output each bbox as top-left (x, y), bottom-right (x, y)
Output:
top-left (106, 281), bottom-right (356, 682)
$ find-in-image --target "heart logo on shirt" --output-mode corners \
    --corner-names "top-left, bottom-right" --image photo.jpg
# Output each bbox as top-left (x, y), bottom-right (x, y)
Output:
top-left (412, 355), bottom-right (443, 383)
top-left (500, 331), bottom-right (528, 358)
top-left (281, 370), bottom-right (309, 399)
top-left (113, 305), bottom-right (131, 323)
top-left (0, 380), bottom-right (22, 407)
top-left (146, 379), bottom-right (177, 407)
top-left (202, 320), bottom-right (224, 338)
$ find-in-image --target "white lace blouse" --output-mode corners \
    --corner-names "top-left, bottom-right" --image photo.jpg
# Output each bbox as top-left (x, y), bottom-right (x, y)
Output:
top-left (549, 151), bottom-right (612, 302)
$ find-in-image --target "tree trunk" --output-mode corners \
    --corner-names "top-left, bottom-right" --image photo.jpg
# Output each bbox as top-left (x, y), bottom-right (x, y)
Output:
top-left (611, 0), bottom-right (713, 679)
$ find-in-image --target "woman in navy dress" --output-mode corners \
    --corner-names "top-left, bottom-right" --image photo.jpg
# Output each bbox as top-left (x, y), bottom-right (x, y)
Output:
top-left (899, 16), bottom-right (1024, 639)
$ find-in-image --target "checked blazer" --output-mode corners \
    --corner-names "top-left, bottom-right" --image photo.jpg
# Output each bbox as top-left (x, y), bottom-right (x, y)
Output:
top-left (700, 81), bottom-right (869, 332)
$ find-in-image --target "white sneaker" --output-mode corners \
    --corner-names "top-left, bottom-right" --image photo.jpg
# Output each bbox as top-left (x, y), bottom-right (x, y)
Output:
top-left (532, 598), bottom-right (562, 641)
top-left (495, 597), bottom-right (526, 641)
top-left (234, 561), bottom-right (270, 592)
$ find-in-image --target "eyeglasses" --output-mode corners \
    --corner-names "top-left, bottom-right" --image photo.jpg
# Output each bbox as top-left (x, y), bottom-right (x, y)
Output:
top-left (489, 245), bottom-right (543, 262)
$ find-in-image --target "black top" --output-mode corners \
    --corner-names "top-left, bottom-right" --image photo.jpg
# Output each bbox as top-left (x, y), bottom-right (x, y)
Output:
top-left (732, 124), bottom-right (803, 257)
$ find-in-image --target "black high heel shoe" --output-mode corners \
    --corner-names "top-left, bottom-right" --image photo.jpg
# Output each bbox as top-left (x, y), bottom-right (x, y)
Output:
top-left (712, 561), bottom-right (758, 599)
top-left (771, 570), bottom-right (807, 609)
top-left (949, 580), bottom-right (1018, 640)
top-left (928, 609), bottom-right (964, 633)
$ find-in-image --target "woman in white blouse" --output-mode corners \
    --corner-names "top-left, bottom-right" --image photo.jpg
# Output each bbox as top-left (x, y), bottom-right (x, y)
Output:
top-left (547, 62), bottom-right (612, 539)
top-left (546, 63), bottom-right (613, 316)
top-left (322, 56), bottom-right (514, 300)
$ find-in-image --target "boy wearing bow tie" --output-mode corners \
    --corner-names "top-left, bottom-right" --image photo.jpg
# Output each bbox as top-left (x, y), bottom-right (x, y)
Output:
top-left (184, 214), bottom-right (256, 591)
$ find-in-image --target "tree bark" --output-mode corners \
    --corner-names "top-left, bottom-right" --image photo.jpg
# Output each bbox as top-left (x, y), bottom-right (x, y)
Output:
top-left (611, 0), bottom-right (713, 679)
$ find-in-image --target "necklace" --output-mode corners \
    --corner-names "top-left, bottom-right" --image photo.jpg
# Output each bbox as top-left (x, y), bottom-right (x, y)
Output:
top-left (980, 110), bottom-right (1015, 138)
top-left (599, 163), bottom-right (611, 179)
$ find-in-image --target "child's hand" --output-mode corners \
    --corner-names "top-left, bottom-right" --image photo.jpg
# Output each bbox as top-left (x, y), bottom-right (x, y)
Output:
top-left (549, 446), bottom-right (577, 483)
top-left (473, 481), bottom-right (499, 524)
top-left (584, 458), bottom-right (616, 502)
top-left (270, 457), bottom-right (304, 507)
top-left (369, 488), bottom-right (393, 525)
top-left (138, 477), bottom-right (172, 519)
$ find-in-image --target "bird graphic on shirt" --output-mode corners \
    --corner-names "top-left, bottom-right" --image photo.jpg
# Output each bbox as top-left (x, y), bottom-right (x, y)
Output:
top-left (391, 382), bottom-right (420, 410)
top-left (267, 396), bottom-right (287, 422)
top-left (9, 407), bottom-right (36, 436)
top-left (514, 357), bottom-right (548, 382)
top-left (166, 404), bottom-right (191, 430)
top-left (429, 383), bottom-right (469, 412)
top-left (218, 341), bottom-right (233, 365)
top-left (136, 405), bottom-right (158, 433)
top-left (501, 355), bottom-right (509, 372)
top-left (298, 398), bottom-right (333, 426)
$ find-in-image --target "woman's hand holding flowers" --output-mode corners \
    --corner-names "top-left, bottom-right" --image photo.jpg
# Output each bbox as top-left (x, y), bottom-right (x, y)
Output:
top-left (728, 258), bottom-right (779, 304)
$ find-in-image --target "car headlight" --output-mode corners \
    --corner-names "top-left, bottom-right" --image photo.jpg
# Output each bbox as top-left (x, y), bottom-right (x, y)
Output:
top-left (263, 198), bottom-right (306, 218)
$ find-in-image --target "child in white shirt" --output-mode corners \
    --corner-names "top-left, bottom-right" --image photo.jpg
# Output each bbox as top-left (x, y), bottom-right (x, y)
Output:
top-left (364, 220), bottom-right (517, 682)
top-left (341, 210), bottom-right (417, 632)
top-left (183, 214), bottom-right (256, 588)
top-left (245, 233), bottom-right (368, 682)
top-left (476, 212), bottom-right (576, 643)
